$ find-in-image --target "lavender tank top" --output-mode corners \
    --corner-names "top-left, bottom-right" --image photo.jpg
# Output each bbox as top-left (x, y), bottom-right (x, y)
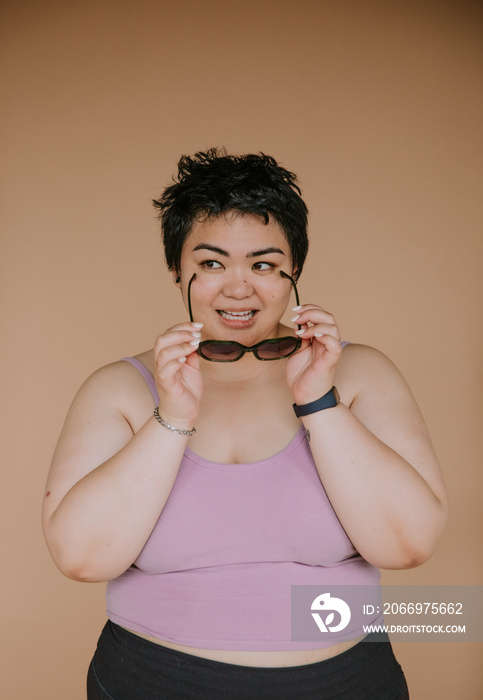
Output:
top-left (106, 353), bottom-right (381, 650)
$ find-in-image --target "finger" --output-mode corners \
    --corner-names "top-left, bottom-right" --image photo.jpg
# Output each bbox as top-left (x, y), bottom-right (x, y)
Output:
top-left (155, 321), bottom-right (203, 343)
top-left (154, 327), bottom-right (203, 355)
top-left (155, 338), bottom-right (201, 372)
top-left (291, 306), bottom-right (336, 327)
top-left (155, 344), bottom-right (202, 388)
top-left (155, 355), bottom-right (191, 386)
top-left (164, 321), bottom-right (204, 334)
top-left (295, 323), bottom-right (341, 343)
top-left (311, 333), bottom-right (343, 356)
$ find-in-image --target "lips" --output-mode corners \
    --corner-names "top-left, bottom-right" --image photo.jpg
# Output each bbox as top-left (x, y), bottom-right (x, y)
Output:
top-left (218, 310), bottom-right (256, 322)
top-left (216, 309), bottom-right (258, 328)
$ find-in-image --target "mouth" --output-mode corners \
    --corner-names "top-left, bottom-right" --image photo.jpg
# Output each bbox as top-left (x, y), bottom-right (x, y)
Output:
top-left (216, 309), bottom-right (258, 327)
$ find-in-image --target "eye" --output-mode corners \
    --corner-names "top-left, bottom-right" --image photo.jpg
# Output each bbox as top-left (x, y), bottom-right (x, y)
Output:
top-left (201, 260), bottom-right (223, 270)
top-left (252, 261), bottom-right (275, 271)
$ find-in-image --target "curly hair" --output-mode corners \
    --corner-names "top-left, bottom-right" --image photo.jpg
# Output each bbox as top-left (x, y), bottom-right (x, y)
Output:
top-left (153, 148), bottom-right (309, 278)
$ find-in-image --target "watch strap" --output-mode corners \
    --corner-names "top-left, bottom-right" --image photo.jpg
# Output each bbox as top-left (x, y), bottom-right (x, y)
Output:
top-left (293, 386), bottom-right (340, 417)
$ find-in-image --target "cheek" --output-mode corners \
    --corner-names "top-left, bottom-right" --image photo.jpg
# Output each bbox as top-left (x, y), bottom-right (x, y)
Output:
top-left (185, 284), bottom-right (220, 319)
top-left (182, 271), bottom-right (219, 304)
top-left (266, 286), bottom-right (290, 307)
top-left (198, 276), bottom-right (222, 291)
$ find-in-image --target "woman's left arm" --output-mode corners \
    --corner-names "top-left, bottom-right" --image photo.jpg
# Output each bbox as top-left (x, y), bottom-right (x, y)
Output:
top-left (286, 308), bottom-right (448, 570)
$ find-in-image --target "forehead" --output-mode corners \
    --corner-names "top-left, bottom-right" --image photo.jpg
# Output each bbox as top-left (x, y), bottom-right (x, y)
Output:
top-left (182, 211), bottom-right (290, 256)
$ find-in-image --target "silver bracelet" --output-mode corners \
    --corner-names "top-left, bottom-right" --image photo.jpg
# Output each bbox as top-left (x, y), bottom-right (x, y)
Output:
top-left (153, 407), bottom-right (196, 436)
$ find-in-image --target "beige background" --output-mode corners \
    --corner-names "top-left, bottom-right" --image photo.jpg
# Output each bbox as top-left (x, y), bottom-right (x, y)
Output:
top-left (1, 1), bottom-right (482, 697)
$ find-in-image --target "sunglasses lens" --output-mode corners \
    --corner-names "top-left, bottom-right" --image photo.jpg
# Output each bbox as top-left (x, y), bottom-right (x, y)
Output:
top-left (199, 342), bottom-right (244, 362)
top-left (256, 337), bottom-right (299, 360)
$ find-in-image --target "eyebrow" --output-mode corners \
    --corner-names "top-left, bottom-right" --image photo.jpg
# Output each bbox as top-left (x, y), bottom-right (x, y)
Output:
top-left (192, 243), bottom-right (285, 258)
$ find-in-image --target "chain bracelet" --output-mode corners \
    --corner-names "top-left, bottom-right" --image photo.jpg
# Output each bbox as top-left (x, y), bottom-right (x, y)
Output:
top-left (153, 407), bottom-right (196, 436)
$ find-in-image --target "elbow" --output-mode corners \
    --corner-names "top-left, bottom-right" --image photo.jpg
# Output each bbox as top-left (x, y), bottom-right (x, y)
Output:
top-left (57, 556), bottom-right (122, 583)
top-left (404, 516), bottom-right (449, 569)
top-left (44, 533), bottom-right (131, 582)
top-left (43, 525), bottom-right (109, 583)
top-left (55, 559), bottom-right (107, 583)
top-left (367, 541), bottom-right (438, 571)
top-left (398, 517), bottom-right (449, 570)
top-left (367, 498), bottom-right (449, 570)
top-left (390, 546), bottom-right (434, 570)
top-left (45, 542), bottom-right (108, 582)
top-left (42, 510), bottom-right (120, 582)
top-left (44, 537), bottom-right (129, 583)
top-left (46, 537), bottom-right (126, 581)
top-left (367, 543), bottom-right (433, 571)
top-left (43, 520), bottom-right (89, 582)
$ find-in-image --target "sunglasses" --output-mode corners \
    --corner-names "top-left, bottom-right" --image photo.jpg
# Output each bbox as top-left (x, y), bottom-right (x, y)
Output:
top-left (187, 270), bottom-right (302, 362)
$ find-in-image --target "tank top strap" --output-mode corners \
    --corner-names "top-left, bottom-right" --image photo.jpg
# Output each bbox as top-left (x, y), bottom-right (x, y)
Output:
top-left (120, 357), bottom-right (159, 405)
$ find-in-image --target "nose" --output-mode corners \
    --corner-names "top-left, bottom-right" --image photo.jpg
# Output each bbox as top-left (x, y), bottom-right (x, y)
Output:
top-left (221, 272), bottom-right (254, 299)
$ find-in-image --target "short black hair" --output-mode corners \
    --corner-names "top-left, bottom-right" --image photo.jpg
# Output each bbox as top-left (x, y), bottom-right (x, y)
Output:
top-left (153, 147), bottom-right (309, 278)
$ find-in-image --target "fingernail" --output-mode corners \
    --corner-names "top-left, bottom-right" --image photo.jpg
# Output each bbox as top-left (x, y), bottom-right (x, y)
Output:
top-left (290, 314), bottom-right (300, 322)
top-left (178, 356), bottom-right (186, 363)
top-left (295, 328), bottom-right (305, 335)
top-left (191, 332), bottom-right (202, 338)
top-left (292, 305), bottom-right (302, 311)
top-left (190, 339), bottom-right (201, 347)
top-left (192, 322), bottom-right (203, 328)
top-left (314, 332), bottom-right (323, 337)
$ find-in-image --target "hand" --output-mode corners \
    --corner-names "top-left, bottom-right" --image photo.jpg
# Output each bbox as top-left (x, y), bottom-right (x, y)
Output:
top-left (285, 304), bottom-right (342, 405)
top-left (153, 322), bottom-right (204, 428)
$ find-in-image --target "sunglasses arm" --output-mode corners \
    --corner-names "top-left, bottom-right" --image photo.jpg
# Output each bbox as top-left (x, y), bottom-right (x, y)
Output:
top-left (187, 273), bottom-right (196, 323)
top-left (279, 271), bottom-right (301, 331)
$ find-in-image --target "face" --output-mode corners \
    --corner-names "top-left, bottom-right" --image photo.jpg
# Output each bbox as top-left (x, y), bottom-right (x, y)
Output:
top-left (177, 211), bottom-right (296, 346)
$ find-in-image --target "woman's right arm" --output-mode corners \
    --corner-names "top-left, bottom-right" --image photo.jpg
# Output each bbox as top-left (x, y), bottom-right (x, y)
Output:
top-left (42, 323), bottom-right (203, 583)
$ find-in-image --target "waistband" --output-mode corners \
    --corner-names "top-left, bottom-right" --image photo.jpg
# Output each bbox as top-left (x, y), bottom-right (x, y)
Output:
top-left (88, 621), bottom-right (408, 700)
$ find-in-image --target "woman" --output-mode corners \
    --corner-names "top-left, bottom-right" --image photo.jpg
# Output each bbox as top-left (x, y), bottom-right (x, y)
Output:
top-left (43, 149), bottom-right (448, 699)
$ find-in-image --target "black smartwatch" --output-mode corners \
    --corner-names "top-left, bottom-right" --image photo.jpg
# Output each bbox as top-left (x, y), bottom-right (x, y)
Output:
top-left (293, 386), bottom-right (340, 417)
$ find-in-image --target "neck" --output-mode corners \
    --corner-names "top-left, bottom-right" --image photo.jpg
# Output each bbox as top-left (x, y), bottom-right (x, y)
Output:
top-left (200, 353), bottom-right (286, 387)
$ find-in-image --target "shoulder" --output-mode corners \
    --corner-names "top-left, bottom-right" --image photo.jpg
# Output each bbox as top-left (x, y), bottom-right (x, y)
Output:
top-left (336, 343), bottom-right (409, 407)
top-left (336, 343), bottom-right (431, 444)
top-left (70, 352), bottom-right (156, 428)
top-left (76, 357), bottom-right (146, 398)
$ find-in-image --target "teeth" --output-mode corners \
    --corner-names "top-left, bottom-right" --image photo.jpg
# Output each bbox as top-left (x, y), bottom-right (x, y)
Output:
top-left (220, 310), bottom-right (255, 321)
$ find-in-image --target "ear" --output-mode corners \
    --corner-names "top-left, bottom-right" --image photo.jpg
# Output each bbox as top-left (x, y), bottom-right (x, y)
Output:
top-left (172, 270), bottom-right (181, 288)
top-left (292, 267), bottom-right (300, 281)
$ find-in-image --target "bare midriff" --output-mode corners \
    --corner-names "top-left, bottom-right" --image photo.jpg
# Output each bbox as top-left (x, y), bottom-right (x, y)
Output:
top-left (121, 627), bottom-right (366, 667)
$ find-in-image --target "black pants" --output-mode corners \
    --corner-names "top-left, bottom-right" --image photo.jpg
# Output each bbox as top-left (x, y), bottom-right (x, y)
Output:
top-left (87, 621), bottom-right (409, 699)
